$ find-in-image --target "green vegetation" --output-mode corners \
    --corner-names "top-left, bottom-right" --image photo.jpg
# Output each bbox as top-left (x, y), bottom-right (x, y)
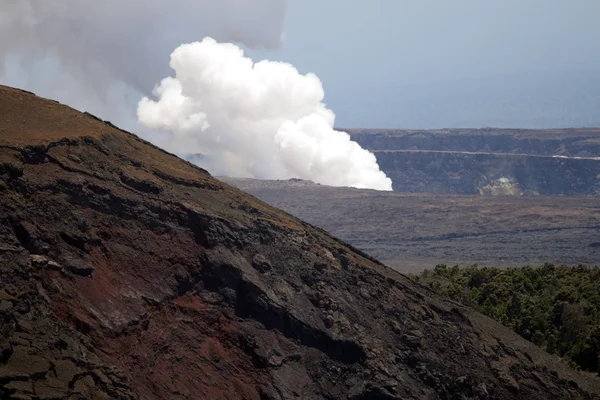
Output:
top-left (413, 264), bottom-right (600, 374)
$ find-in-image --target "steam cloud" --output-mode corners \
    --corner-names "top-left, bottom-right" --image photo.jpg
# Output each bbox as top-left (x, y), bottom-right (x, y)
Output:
top-left (139, 38), bottom-right (392, 190)
top-left (1, 1), bottom-right (393, 190)
top-left (0, 0), bottom-right (286, 121)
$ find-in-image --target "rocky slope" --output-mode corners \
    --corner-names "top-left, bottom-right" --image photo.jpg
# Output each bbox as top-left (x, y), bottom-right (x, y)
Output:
top-left (348, 129), bottom-right (600, 195)
top-left (1, 85), bottom-right (600, 399)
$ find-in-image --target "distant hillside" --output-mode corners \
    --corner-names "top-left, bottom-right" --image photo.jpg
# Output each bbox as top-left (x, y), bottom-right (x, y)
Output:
top-left (343, 128), bottom-right (600, 195)
top-left (347, 128), bottom-right (600, 157)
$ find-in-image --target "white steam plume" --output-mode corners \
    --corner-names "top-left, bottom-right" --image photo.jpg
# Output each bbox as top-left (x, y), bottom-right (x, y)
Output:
top-left (138, 38), bottom-right (393, 190)
top-left (1, 2), bottom-right (392, 190)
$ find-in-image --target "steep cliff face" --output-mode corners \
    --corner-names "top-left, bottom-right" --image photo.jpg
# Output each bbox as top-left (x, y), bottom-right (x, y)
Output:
top-left (349, 129), bottom-right (600, 157)
top-left (348, 129), bottom-right (600, 195)
top-left (373, 151), bottom-right (600, 195)
top-left (1, 85), bottom-right (600, 400)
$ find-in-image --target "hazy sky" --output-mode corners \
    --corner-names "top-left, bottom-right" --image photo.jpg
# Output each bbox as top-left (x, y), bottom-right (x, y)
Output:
top-left (250, 0), bottom-right (600, 128)
top-left (2, 1), bottom-right (599, 129)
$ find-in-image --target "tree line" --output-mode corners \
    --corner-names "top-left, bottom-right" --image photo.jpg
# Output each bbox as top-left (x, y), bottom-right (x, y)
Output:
top-left (413, 263), bottom-right (600, 374)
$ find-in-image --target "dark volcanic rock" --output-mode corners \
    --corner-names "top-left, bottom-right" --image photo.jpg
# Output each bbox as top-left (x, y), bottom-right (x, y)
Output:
top-left (1, 85), bottom-right (600, 399)
top-left (373, 150), bottom-right (600, 195)
top-left (348, 129), bottom-right (600, 195)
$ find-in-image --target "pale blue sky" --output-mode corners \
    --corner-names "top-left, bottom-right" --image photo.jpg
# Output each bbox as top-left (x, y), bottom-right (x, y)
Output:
top-left (250, 0), bottom-right (600, 128)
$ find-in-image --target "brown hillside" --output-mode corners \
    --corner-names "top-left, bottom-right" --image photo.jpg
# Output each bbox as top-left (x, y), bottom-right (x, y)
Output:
top-left (1, 85), bottom-right (599, 399)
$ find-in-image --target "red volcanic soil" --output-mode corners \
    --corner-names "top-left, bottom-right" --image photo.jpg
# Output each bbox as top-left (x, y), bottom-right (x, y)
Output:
top-left (1, 85), bottom-right (600, 399)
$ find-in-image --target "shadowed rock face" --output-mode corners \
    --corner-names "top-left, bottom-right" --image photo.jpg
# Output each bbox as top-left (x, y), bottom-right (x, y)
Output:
top-left (1, 85), bottom-right (600, 399)
top-left (348, 129), bottom-right (600, 195)
top-left (372, 151), bottom-right (600, 195)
